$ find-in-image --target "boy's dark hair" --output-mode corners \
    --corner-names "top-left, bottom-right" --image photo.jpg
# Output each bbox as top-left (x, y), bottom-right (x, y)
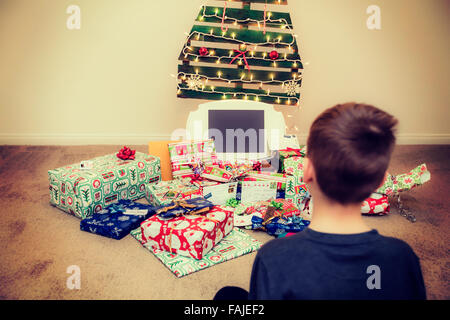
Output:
top-left (306, 102), bottom-right (398, 204)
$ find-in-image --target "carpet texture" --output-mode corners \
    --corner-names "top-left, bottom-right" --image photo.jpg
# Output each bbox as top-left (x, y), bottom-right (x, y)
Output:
top-left (0, 145), bottom-right (448, 300)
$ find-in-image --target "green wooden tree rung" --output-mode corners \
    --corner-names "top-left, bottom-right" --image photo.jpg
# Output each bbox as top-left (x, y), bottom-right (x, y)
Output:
top-left (178, 64), bottom-right (300, 82)
top-left (178, 83), bottom-right (300, 99)
top-left (197, 6), bottom-right (293, 28)
top-left (178, 46), bottom-right (302, 69)
top-left (189, 25), bottom-right (296, 47)
top-left (214, 0), bottom-right (289, 4)
top-left (178, 87), bottom-right (300, 105)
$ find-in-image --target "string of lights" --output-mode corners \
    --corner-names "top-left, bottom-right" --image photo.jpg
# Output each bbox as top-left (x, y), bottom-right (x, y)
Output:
top-left (177, 1), bottom-right (302, 106)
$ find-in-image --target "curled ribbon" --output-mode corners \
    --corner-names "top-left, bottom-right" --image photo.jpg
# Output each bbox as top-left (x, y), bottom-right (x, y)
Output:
top-left (221, 2), bottom-right (229, 32)
top-left (229, 49), bottom-right (251, 71)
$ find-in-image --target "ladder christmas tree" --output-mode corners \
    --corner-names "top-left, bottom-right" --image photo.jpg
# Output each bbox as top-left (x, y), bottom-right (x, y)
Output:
top-left (177, 0), bottom-right (303, 106)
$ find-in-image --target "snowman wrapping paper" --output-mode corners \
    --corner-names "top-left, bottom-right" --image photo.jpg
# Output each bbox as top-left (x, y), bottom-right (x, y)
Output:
top-left (361, 193), bottom-right (390, 215)
top-left (140, 206), bottom-right (234, 260)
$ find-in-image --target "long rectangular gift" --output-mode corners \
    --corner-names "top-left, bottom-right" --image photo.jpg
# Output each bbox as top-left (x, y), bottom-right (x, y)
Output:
top-left (375, 163), bottom-right (431, 196)
top-left (244, 171), bottom-right (288, 190)
top-left (48, 152), bottom-right (161, 219)
top-left (145, 178), bottom-right (202, 206)
top-left (140, 206), bottom-right (234, 260)
top-left (80, 200), bottom-right (156, 240)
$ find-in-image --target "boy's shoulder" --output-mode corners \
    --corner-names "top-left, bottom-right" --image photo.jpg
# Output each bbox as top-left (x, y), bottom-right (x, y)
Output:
top-left (257, 229), bottom-right (418, 262)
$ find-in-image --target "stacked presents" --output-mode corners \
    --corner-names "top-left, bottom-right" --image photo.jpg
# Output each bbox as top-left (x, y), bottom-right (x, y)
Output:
top-left (48, 141), bottom-right (431, 276)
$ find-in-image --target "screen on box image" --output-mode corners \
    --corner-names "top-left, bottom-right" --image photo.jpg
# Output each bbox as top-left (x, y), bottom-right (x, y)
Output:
top-left (208, 110), bottom-right (265, 153)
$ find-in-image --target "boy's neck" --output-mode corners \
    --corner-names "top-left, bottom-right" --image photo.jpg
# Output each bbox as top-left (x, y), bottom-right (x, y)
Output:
top-left (308, 194), bottom-right (372, 235)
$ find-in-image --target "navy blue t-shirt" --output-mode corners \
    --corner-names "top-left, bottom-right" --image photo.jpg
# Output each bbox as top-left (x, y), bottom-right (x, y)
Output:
top-left (248, 228), bottom-right (426, 300)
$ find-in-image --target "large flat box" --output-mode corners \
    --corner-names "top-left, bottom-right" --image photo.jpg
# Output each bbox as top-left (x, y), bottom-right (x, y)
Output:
top-left (48, 153), bottom-right (161, 219)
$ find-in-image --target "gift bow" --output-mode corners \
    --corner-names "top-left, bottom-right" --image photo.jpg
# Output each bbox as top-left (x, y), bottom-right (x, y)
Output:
top-left (280, 147), bottom-right (303, 156)
top-left (229, 49), bottom-right (250, 71)
top-left (156, 199), bottom-right (210, 216)
top-left (226, 198), bottom-right (240, 208)
top-left (270, 200), bottom-right (283, 210)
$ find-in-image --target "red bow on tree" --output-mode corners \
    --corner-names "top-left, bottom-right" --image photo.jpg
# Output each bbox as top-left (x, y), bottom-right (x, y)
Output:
top-left (117, 146), bottom-right (136, 160)
top-left (229, 49), bottom-right (251, 71)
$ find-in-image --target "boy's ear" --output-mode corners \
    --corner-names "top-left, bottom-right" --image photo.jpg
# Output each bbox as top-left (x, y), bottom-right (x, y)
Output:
top-left (303, 157), bottom-right (314, 184)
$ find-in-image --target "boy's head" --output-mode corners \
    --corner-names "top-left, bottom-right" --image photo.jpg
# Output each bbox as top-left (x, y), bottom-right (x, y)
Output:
top-left (305, 102), bottom-right (398, 204)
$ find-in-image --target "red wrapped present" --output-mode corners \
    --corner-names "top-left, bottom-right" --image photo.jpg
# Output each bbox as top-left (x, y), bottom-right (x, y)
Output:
top-left (361, 193), bottom-right (390, 215)
top-left (201, 165), bottom-right (234, 183)
top-left (140, 206), bottom-right (234, 260)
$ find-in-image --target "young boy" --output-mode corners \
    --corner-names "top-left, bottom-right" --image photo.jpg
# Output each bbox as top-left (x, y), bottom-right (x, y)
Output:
top-left (246, 102), bottom-right (426, 300)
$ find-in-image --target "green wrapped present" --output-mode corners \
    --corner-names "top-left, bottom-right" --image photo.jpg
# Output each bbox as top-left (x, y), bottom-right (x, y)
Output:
top-left (48, 152), bottom-right (161, 219)
top-left (145, 178), bottom-right (202, 206)
top-left (279, 146), bottom-right (306, 173)
top-left (130, 227), bottom-right (261, 278)
top-left (376, 163), bottom-right (431, 196)
top-left (284, 156), bottom-right (305, 178)
top-left (285, 175), bottom-right (310, 209)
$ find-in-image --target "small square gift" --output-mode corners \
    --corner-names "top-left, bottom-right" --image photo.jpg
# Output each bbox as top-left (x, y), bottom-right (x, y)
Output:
top-left (168, 140), bottom-right (218, 179)
top-left (145, 178), bottom-right (202, 206)
top-left (80, 200), bottom-right (155, 240)
top-left (278, 146), bottom-right (306, 173)
top-left (48, 149), bottom-right (161, 219)
top-left (140, 206), bottom-right (234, 260)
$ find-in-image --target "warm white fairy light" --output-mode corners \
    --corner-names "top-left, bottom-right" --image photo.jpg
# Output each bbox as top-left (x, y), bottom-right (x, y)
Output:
top-left (177, 72), bottom-right (301, 105)
top-left (176, 4), bottom-right (303, 106)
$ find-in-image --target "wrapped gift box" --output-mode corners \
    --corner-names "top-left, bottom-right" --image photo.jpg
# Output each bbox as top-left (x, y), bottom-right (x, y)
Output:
top-left (251, 215), bottom-right (310, 237)
top-left (145, 178), bottom-right (203, 206)
top-left (80, 200), bottom-right (156, 240)
top-left (361, 193), bottom-right (390, 215)
top-left (244, 171), bottom-right (288, 190)
top-left (168, 140), bottom-right (218, 179)
top-left (376, 163), bottom-right (430, 195)
top-left (48, 153), bottom-right (161, 219)
top-left (283, 156), bottom-right (305, 178)
top-left (140, 206), bottom-right (234, 260)
top-left (284, 176), bottom-right (310, 207)
top-left (131, 227), bottom-right (261, 278)
top-left (201, 181), bottom-right (238, 206)
top-left (279, 147), bottom-right (306, 173)
top-left (200, 165), bottom-right (234, 182)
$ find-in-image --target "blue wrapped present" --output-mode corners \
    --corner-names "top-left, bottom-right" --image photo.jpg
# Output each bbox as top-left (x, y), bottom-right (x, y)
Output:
top-left (80, 200), bottom-right (156, 240)
top-left (155, 198), bottom-right (214, 219)
top-left (251, 215), bottom-right (310, 237)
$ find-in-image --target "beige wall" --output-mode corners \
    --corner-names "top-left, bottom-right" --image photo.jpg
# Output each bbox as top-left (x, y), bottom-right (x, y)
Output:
top-left (0, 0), bottom-right (449, 145)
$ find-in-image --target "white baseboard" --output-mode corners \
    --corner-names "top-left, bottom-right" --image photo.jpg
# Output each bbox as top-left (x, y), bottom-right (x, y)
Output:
top-left (0, 133), bottom-right (173, 145)
top-left (0, 133), bottom-right (449, 145)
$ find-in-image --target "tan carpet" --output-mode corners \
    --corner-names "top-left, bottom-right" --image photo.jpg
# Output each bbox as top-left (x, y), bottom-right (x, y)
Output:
top-left (0, 145), bottom-right (448, 300)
